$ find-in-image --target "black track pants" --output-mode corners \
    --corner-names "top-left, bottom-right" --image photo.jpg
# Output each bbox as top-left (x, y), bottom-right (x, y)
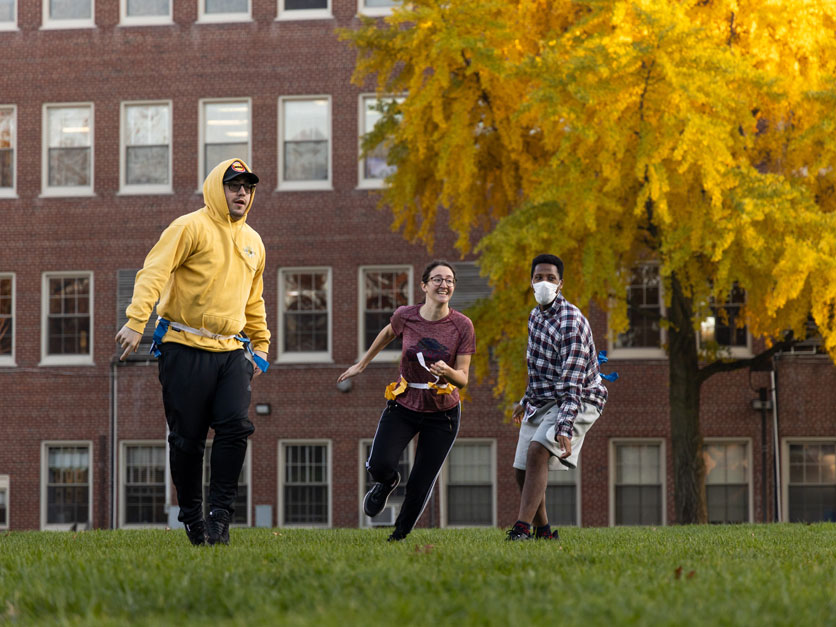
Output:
top-left (157, 343), bottom-right (255, 524)
top-left (366, 400), bottom-right (460, 536)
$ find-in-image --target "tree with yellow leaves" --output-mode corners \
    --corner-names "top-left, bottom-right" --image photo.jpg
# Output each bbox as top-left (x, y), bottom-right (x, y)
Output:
top-left (342, 0), bottom-right (836, 523)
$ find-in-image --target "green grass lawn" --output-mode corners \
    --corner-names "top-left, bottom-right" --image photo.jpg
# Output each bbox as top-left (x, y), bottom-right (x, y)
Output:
top-left (1, 524), bottom-right (834, 626)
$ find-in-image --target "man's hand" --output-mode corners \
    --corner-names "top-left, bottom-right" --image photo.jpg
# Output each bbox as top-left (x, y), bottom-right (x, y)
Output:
top-left (115, 325), bottom-right (142, 361)
top-left (511, 403), bottom-right (525, 426)
top-left (557, 434), bottom-right (572, 458)
top-left (253, 350), bottom-right (267, 377)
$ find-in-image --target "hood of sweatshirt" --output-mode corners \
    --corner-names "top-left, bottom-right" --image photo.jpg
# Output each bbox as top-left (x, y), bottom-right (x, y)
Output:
top-left (203, 158), bottom-right (256, 225)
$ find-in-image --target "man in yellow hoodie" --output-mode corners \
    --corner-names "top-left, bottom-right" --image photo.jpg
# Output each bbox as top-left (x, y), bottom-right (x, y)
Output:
top-left (115, 158), bottom-right (270, 546)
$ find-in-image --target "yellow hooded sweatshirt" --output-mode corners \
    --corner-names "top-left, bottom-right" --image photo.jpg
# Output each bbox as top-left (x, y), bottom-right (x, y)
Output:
top-left (125, 158), bottom-right (270, 354)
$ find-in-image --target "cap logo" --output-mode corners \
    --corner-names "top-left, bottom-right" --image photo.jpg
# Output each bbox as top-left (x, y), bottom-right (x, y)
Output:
top-left (230, 161), bottom-right (246, 173)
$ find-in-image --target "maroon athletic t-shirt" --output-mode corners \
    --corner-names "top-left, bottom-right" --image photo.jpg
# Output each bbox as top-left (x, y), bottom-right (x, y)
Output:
top-left (389, 304), bottom-right (476, 413)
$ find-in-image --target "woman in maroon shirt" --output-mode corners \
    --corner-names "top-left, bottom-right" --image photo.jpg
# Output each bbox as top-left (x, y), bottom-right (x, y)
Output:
top-left (338, 260), bottom-right (476, 541)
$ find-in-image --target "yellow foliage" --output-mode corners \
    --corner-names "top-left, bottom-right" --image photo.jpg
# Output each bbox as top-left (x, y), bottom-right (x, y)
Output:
top-left (341, 0), bottom-right (836, 409)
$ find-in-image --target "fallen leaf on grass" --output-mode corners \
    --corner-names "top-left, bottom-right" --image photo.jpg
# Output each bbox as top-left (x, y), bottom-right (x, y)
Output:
top-left (687, 571), bottom-right (696, 579)
top-left (674, 566), bottom-right (683, 580)
top-left (414, 544), bottom-right (434, 554)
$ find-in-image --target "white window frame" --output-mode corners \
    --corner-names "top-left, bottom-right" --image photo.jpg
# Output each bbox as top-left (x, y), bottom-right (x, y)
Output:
top-left (277, 0), bottom-right (331, 21)
top-left (198, 98), bottom-right (252, 187)
top-left (357, 265), bottom-right (413, 362)
top-left (277, 266), bottom-right (333, 364)
top-left (546, 463), bottom-right (581, 527)
top-left (41, 440), bottom-right (94, 531)
top-left (698, 285), bottom-right (752, 359)
top-left (0, 474), bottom-right (9, 530)
top-left (440, 438), bottom-right (497, 528)
top-left (119, 100), bottom-right (173, 195)
top-left (608, 262), bottom-right (666, 360)
top-left (40, 271), bottom-right (94, 366)
top-left (358, 438), bottom-right (414, 527)
top-left (781, 437), bottom-right (836, 523)
top-left (0, 273), bottom-right (15, 367)
top-left (703, 437), bottom-right (753, 524)
top-left (0, 0), bottom-right (17, 31)
top-left (357, 0), bottom-right (398, 18)
top-left (197, 0), bottom-right (251, 23)
top-left (609, 438), bottom-right (666, 526)
top-left (41, 0), bottom-right (95, 29)
top-left (357, 94), bottom-right (404, 190)
top-left (41, 102), bottom-right (95, 197)
top-left (203, 440), bottom-right (252, 526)
top-left (278, 439), bottom-right (332, 528)
top-left (0, 104), bottom-right (17, 197)
top-left (120, 440), bottom-right (167, 528)
top-left (277, 95), bottom-right (332, 191)
top-left (119, 0), bottom-right (173, 28)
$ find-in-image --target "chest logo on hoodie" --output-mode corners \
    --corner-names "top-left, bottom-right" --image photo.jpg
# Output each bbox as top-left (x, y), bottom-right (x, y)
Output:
top-left (243, 246), bottom-right (255, 258)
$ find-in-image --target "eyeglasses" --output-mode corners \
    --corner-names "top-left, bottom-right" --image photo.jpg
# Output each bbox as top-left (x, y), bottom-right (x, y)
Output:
top-left (225, 182), bottom-right (256, 193)
top-left (428, 276), bottom-right (456, 287)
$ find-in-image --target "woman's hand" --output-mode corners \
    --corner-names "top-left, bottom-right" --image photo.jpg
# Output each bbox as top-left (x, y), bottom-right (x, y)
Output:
top-left (338, 363), bottom-right (365, 383)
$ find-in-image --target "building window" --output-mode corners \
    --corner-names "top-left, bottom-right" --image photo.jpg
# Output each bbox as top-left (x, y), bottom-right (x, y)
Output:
top-left (358, 95), bottom-right (402, 189)
top-left (43, 443), bottom-right (92, 529)
top-left (120, 0), bottom-right (171, 24)
top-left (361, 441), bottom-right (411, 526)
top-left (201, 99), bottom-right (251, 181)
top-left (277, 0), bottom-right (329, 20)
top-left (0, 0), bottom-right (16, 30)
top-left (203, 442), bottom-right (250, 525)
top-left (280, 442), bottom-right (330, 526)
top-left (359, 266), bottom-right (411, 360)
top-left (121, 101), bottom-right (172, 193)
top-left (612, 441), bottom-right (664, 526)
top-left (0, 475), bottom-right (8, 529)
top-left (445, 441), bottom-right (495, 527)
top-left (703, 441), bottom-right (750, 524)
top-left (43, 0), bottom-right (94, 28)
top-left (546, 466), bottom-right (579, 526)
top-left (0, 106), bottom-right (15, 194)
top-left (787, 441), bottom-right (836, 523)
top-left (198, 0), bottom-right (249, 22)
top-left (123, 443), bottom-right (166, 526)
top-left (43, 104), bottom-right (93, 195)
top-left (358, 0), bottom-right (398, 17)
top-left (279, 97), bottom-right (331, 190)
top-left (611, 263), bottom-right (664, 357)
top-left (278, 267), bottom-right (331, 363)
top-left (42, 272), bottom-right (93, 365)
top-left (0, 274), bottom-right (14, 365)
top-left (699, 284), bottom-right (750, 356)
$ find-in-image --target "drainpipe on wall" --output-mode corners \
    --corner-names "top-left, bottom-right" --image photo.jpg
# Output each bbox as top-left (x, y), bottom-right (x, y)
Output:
top-left (110, 357), bottom-right (118, 530)
top-left (771, 359), bottom-right (781, 522)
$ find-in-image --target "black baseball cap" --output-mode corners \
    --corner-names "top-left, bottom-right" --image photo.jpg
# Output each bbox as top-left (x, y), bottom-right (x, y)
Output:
top-left (222, 160), bottom-right (259, 185)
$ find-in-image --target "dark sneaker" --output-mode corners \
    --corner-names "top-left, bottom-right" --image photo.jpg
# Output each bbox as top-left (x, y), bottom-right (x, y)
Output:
top-left (506, 522), bottom-right (532, 541)
top-left (537, 529), bottom-right (560, 541)
top-left (387, 529), bottom-right (407, 542)
top-left (363, 472), bottom-right (400, 518)
top-left (184, 520), bottom-right (207, 546)
top-left (207, 508), bottom-right (231, 546)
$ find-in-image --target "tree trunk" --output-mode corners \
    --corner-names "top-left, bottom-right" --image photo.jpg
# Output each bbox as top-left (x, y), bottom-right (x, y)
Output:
top-left (667, 273), bottom-right (707, 524)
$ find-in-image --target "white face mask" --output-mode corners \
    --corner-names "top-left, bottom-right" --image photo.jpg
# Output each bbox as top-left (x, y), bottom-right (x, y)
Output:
top-left (532, 281), bottom-right (559, 305)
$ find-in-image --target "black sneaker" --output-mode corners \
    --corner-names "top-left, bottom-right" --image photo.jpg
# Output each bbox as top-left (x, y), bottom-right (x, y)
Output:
top-left (184, 520), bottom-right (207, 546)
top-left (506, 522), bottom-right (532, 541)
top-left (207, 508), bottom-right (231, 546)
top-left (363, 472), bottom-right (400, 518)
top-left (536, 529), bottom-right (560, 541)
top-left (387, 529), bottom-right (407, 542)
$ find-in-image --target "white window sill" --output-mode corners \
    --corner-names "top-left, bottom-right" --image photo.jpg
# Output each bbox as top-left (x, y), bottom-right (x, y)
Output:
top-left (118, 19), bottom-right (175, 27)
top-left (276, 11), bottom-right (333, 21)
top-left (357, 179), bottom-right (387, 190)
top-left (607, 347), bottom-right (667, 360)
top-left (276, 183), bottom-right (333, 192)
top-left (39, 356), bottom-right (95, 367)
top-left (0, 189), bottom-right (18, 199)
top-left (117, 187), bottom-right (174, 196)
top-left (0, 358), bottom-right (17, 367)
top-left (39, 189), bottom-right (96, 199)
top-left (276, 353), bottom-right (334, 364)
top-left (40, 22), bottom-right (96, 30)
top-left (0, 24), bottom-right (18, 32)
top-left (196, 15), bottom-right (252, 24)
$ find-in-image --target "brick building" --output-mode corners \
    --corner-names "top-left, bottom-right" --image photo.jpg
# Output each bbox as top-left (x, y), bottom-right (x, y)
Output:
top-left (0, 0), bottom-right (833, 532)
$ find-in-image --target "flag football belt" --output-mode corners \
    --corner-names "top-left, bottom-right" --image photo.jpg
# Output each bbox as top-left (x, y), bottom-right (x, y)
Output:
top-left (384, 351), bottom-right (453, 400)
top-left (150, 317), bottom-right (270, 373)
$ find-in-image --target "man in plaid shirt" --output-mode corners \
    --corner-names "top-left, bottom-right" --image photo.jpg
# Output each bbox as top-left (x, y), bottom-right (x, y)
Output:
top-left (507, 254), bottom-right (608, 541)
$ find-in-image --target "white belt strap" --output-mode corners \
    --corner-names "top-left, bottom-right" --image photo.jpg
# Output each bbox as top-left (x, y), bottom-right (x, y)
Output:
top-left (411, 352), bottom-right (450, 390)
top-left (163, 317), bottom-right (238, 341)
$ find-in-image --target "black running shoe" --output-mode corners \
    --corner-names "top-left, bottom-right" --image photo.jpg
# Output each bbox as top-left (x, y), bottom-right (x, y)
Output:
top-left (505, 522), bottom-right (532, 541)
top-left (207, 508), bottom-right (231, 546)
top-left (537, 529), bottom-right (560, 541)
top-left (363, 472), bottom-right (400, 518)
top-left (184, 520), bottom-right (207, 546)
top-left (387, 529), bottom-right (407, 542)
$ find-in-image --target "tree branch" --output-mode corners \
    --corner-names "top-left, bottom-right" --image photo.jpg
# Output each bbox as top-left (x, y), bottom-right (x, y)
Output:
top-left (697, 335), bottom-right (796, 383)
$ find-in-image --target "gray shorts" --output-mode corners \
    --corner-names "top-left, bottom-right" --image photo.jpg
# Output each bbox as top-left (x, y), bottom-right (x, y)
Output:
top-left (513, 401), bottom-right (601, 471)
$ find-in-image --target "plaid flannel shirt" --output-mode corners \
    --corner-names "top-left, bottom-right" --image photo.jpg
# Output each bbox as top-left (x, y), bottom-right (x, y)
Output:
top-left (522, 294), bottom-right (608, 438)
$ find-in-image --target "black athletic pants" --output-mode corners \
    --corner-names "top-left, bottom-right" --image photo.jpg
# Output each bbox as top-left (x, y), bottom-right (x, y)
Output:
top-left (157, 343), bottom-right (255, 525)
top-left (366, 400), bottom-right (460, 537)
